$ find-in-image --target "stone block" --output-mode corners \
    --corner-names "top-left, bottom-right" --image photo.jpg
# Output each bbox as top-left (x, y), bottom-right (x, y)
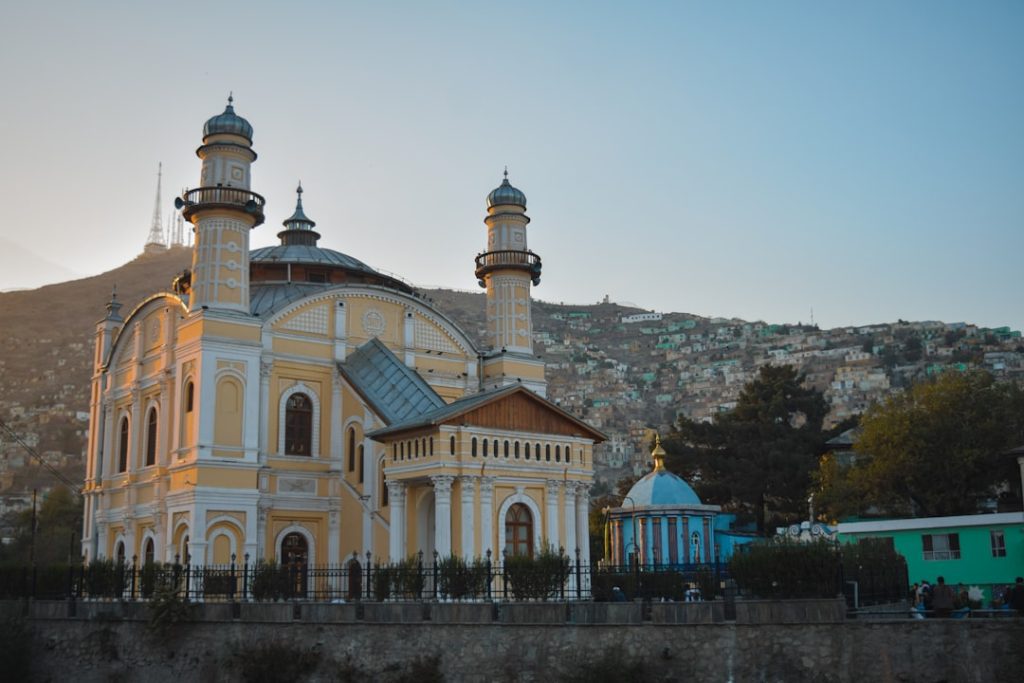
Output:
top-left (239, 602), bottom-right (295, 622)
top-left (28, 600), bottom-right (69, 620)
top-left (429, 602), bottom-right (494, 623)
top-left (649, 601), bottom-right (724, 624)
top-left (498, 603), bottom-right (568, 624)
top-left (301, 603), bottom-right (359, 623)
top-left (734, 598), bottom-right (846, 624)
top-left (362, 602), bottom-right (429, 623)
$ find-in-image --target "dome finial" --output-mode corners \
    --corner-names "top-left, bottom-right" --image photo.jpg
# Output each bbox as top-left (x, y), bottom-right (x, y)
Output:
top-left (503, 166), bottom-right (509, 181)
top-left (651, 434), bottom-right (667, 472)
top-left (296, 181), bottom-right (303, 207)
top-left (228, 91), bottom-right (233, 105)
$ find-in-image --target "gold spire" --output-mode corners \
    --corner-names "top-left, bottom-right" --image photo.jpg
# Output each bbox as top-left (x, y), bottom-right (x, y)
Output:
top-left (651, 433), bottom-right (667, 472)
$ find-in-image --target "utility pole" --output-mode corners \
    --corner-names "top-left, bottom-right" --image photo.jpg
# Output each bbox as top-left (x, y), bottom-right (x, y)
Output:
top-left (29, 488), bottom-right (37, 567)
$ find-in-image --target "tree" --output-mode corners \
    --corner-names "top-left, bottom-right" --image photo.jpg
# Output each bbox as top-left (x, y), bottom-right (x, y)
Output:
top-left (0, 486), bottom-right (82, 566)
top-left (825, 370), bottom-right (1024, 518)
top-left (664, 365), bottom-right (828, 533)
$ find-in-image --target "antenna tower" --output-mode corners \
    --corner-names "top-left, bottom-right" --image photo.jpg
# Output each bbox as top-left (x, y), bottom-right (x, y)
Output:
top-left (144, 163), bottom-right (167, 252)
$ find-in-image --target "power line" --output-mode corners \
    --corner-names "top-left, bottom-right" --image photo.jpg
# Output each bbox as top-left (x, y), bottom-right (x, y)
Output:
top-left (0, 417), bottom-right (82, 494)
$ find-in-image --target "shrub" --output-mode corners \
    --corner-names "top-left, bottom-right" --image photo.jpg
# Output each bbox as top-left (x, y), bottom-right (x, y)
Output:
top-left (147, 583), bottom-right (193, 638)
top-left (84, 558), bottom-right (125, 599)
top-left (437, 555), bottom-right (489, 600)
top-left (251, 561), bottom-right (290, 601)
top-left (504, 548), bottom-right (570, 600)
top-left (728, 539), bottom-right (840, 598)
top-left (839, 537), bottom-right (908, 605)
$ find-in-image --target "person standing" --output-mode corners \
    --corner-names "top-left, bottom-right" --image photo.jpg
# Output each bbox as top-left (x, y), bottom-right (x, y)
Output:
top-left (931, 576), bottom-right (955, 618)
top-left (1009, 577), bottom-right (1024, 616)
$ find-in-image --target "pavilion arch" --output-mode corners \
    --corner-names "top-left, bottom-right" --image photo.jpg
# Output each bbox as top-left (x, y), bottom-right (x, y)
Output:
top-left (111, 532), bottom-right (128, 564)
top-left (172, 520), bottom-right (192, 563)
top-left (140, 528), bottom-right (158, 565)
top-left (344, 416), bottom-right (363, 473)
top-left (180, 375), bottom-right (197, 448)
top-left (206, 517), bottom-right (243, 564)
top-left (114, 407), bottom-right (131, 474)
top-left (496, 491), bottom-right (543, 562)
top-left (278, 382), bottom-right (321, 456)
top-left (274, 524), bottom-right (317, 566)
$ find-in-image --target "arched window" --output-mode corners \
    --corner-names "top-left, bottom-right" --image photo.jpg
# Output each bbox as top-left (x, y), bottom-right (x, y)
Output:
top-left (504, 440), bottom-right (510, 458)
top-left (281, 532), bottom-right (309, 597)
top-left (691, 532), bottom-right (701, 564)
top-left (450, 436), bottom-right (456, 455)
top-left (117, 415), bottom-right (130, 473)
top-left (358, 445), bottom-right (365, 484)
top-left (483, 439), bottom-right (489, 458)
top-left (145, 407), bottom-right (158, 467)
top-left (285, 393), bottom-right (313, 455)
top-left (115, 540), bottom-right (126, 565)
top-left (471, 437), bottom-right (477, 457)
top-left (525, 443), bottom-right (531, 460)
top-left (504, 504), bottom-right (533, 558)
top-left (565, 447), bottom-right (571, 464)
top-left (514, 441), bottom-right (520, 459)
top-left (429, 438), bottom-right (433, 456)
top-left (555, 445), bottom-right (561, 462)
top-left (415, 440), bottom-right (419, 457)
top-left (143, 537), bottom-right (155, 566)
top-left (400, 442), bottom-right (405, 460)
top-left (184, 381), bottom-right (195, 413)
top-left (545, 444), bottom-right (551, 462)
top-left (347, 428), bottom-right (356, 471)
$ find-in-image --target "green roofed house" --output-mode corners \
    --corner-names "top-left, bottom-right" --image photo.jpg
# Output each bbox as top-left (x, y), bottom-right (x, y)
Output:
top-left (837, 512), bottom-right (1024, 605)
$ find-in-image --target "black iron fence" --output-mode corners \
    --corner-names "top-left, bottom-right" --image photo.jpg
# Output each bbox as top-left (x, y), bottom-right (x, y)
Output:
top-left (0, 552), bottom-right (729, 604)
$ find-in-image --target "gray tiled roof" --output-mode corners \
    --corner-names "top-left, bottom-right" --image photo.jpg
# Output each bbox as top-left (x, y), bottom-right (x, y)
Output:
top-left (367, 384), bottom-right (522, 437)
top-left (339, 339), bottom-right (446, 425)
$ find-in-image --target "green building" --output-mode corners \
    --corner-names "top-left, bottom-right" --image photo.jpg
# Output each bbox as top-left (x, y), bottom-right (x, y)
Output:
top-left (838, 512), bottom-right (1024, 605)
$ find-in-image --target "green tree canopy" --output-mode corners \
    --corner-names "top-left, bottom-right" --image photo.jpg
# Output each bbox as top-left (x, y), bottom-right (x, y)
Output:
top-left (0, 486), bottom-right (82, 566)
top-left (664, 365), bottom-right (829, 533)
top-left (816, 370), bottom-right (1024, 520)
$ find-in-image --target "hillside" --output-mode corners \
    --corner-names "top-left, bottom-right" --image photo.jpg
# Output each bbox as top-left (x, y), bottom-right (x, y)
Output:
top-left (0, 252), bottom-right (1021, 497)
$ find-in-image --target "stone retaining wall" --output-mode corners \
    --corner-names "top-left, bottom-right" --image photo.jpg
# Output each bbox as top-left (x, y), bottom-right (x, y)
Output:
top-left (5, 601), bottom-right (1022, 682)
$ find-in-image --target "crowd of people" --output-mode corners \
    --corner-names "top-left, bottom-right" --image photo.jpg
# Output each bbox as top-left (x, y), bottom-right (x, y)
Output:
top-left (909, 576), bottom-right (1024, 618)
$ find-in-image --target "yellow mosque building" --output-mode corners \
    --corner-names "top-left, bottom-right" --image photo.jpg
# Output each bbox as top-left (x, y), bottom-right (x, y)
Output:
top-left (80, 99), bottom-right (604, 579)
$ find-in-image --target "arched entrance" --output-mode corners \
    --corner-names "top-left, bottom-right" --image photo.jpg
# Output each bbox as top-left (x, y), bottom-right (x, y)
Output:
top-left (281, 532), bottom-right (309, 597)
top-left (416, 489), bottom-right (436, 559)
top-left (504, 504), bottom-right (534, 558)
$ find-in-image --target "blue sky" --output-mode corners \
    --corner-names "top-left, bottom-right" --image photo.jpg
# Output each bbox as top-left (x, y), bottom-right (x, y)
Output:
top-left (1, 1), bottom-right (1021, 330)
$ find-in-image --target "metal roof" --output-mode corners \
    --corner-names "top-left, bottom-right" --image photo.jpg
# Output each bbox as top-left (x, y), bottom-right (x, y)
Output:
top-left (250, 244), bottom-right (377, 271)
top-left (338, 339), bottom-right (446, 425)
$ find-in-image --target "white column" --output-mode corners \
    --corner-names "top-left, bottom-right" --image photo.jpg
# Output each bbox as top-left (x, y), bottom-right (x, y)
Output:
top-left (459, 475), bottom-right (477, 559)
top-left (153, 510), bottom-right (166, 563)
top-left (576, 483), bottom-right (592, 593)
top-left (96, 520), bottom-right (109, 559)
top-left (545, 480), bottom-right (561, 551)
top-left (330, 375), bottom-right (343, 463)
top-left (129, 384), bottom-right (141, 470)
top-left (256, 501), bottom-right (270, 561)
top-left (563, 483), bottom-right (578, 555)
top-left (479, 477), bottom-right (495, 558)
top-left (387, 480), bottom-right (406, 562)
top-left (431, 475), bottom-right (455, 559)
top-left (258, 360), bottom-right (271, 463)
top-left (328, 504), bottom-right (341, 565)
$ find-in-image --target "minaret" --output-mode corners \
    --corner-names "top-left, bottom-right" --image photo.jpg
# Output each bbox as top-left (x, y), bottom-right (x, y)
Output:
top-left (475, 170), bottom-right (546, 395)
top-left (176, 95), bottom-right (264, 313)
top-left (143, 163), bottom-right (168, 254)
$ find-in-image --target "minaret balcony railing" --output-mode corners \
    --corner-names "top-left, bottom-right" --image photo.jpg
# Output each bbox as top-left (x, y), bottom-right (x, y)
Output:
top-left (176, 186), bottom-right (266, 226)
top-left (474, 249), bottom-right (542, 286)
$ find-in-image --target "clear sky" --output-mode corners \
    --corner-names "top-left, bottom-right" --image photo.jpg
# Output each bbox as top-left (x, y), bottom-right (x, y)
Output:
top-left (1, 1), bottom-right (1021, 331)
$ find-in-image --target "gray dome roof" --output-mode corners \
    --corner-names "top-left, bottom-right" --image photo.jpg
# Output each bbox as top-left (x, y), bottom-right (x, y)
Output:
top-left (486, 171), bottom-right (527, 209)
top-left (203, 96), bottom-right (253, 142)
top-left (250, 244), bottom-right (375, 271)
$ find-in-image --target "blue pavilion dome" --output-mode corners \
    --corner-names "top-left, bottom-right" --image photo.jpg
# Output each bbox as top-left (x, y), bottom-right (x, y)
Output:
top-left (625, 436), bottom-right (703, 506)
top-left (203, 95), bottom-right (253, 142)
top-left (486, 170), bottom-right (527, 209)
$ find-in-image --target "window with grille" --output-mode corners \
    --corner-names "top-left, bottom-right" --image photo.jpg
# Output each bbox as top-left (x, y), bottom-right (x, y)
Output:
top-left (922, 533), bottom-right (960, 560)
top-left (991, 530), bottom-right (1006, 558)
top-left (285, 393), bottom-right (313, 455)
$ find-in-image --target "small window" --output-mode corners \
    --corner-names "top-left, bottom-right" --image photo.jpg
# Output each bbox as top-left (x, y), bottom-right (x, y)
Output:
top-left (555, 445), bottom-right (561, 462)
top-left (545, 444), bottom-right (551, 462)
top-left (118, 415), bottom-right (130, 473)
top-left (450, 436), bottom-right (456, 455)
top-left (514, 442), bottom-right (520, 459)
top-left (565, 446), bottom-right (571, 464)
top-left (504, 440), bottom-right (509, 458)
top-left (991, 530), bottom-right (1006, 558)
top-left (185, 381), bottom-right (194, 413)
top-left (415, 440), bottom-right (419, 457)
top-left (524, 443), bottom-right (531, 460)
top-left (358, 445), bottom-right (365, 484)
top-left (471, 437), bottom-right (478, 457)
top-left (307, 271), bottom-right (327, 283)
top-left (923, 533), bottom-right (960, 561)
top-left (429, 438), bottom-right (434, 456)
top-left (143, 537), bottom-right (155, 566)
top-left (483, 439), bottom-right (489, 458)
top-left (381, 472), bottom-right (389, 507)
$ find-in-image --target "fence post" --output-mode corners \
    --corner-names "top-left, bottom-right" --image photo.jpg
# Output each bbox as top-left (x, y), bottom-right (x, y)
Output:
top-left (365, 551), bottom-right (372, 602)
top-left (243, 553), bottom-right (250, 601)
top-left (432, 550), bottom-right (439, 601)
top-left (229, 553), bottom-right (237, 602)
top-left (575, 547), bottom-right (582, 600)
top-left (485, 549), bottom-right (492, 601)
top-left (130, 555), bottom-right (138, 601)
top-left (183, 562), bottom-right (191, 602)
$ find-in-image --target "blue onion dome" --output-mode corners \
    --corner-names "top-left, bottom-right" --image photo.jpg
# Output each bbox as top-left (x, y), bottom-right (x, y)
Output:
top-left (625, 435), bottom-right (703, 507)
top-left (203, 94), bottom-right (253, 142)
top-left (486, 168), bottom-right (527, 209)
